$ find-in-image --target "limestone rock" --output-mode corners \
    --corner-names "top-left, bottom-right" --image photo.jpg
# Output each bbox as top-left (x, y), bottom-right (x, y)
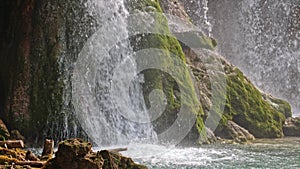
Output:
top-left (283, 117), bottom-right (300, 136)
top-left (159, 0), bottom-right (190, 22)
top-left (197, 127), bottom-right (218, 145)
top-left (216, 120), bottom-right (255, 143)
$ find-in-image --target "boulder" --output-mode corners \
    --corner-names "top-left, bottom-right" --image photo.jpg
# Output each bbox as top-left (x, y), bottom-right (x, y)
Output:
top-left (100, 150), bottom-right (147, 169)
top-left (283, 117), bottom-right (300, 136)
top-left (215, 120), bottom-right (255, 143)
top-left (43, 138), bottom-right (147, 169)
top-left (43, 138), bottom-right (101, 169)
top-left (197, 127), bottom-right (218, 145)
top-left (0, 120), bottom-right (10, 140)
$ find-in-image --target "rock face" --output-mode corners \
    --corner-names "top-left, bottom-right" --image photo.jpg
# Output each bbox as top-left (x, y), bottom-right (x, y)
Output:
top-left (186, 46), bottom-right (288, 138)
top-left (216, 120), bottom-right (255, 143)
top-left (43, 138), bottom-right (147, 169)
top-left (0, 0), bottom-right (295, 145)
top-left (158, 0), bottom-right (291, 143)
top-left (283, 117), bottom-right (300, 136)
top-left (182, 0), bottom-right (300, 115)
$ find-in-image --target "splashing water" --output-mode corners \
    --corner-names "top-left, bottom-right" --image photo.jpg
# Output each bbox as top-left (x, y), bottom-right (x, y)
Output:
top-left (72, 0), bottom-right (157, 146)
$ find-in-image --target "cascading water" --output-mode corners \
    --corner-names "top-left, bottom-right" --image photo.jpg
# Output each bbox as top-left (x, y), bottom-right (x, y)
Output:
top-left (236, 1), bottom-right (300, 114)
top-left (181, 0), bottom-right (212, 37)
top-left (41, 1), bottom-right (300, 168)
top-left (72, 0), bottom-right (157, 146)
top-left (182, 0), bottom-right (300, 115)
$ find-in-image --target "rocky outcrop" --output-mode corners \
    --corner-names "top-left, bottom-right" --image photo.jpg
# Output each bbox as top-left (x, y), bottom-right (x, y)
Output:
top-left (0, 0), bottom-right (295, 146)
top-left (159, 0), bottom-right (190, 22)
top-left (43, 138), bottom-right (147, 169)
top-left (216, 120), bottom-right (255, 143)
top-left (159, 0), bottom-right (291, 143)
top-left (283, 117), bottom-right (300, 137)
top-left (186, 47), bottom-right (288, 138)
top-left (43, 139), bottom-right (102, 169)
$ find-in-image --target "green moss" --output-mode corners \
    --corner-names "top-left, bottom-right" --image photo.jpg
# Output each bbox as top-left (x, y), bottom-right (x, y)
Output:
top-left (176, 32), bottom-right (216, 51)
top-left (263, 94), bottom-right (292, 118)
top-left (126, 0), bottom-right (205, 138)
top-left (220, 68), bottom-right (286, 138)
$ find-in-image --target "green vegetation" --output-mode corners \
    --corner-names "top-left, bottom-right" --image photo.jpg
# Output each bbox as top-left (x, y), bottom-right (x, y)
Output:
top-left (125, 0), bottom-right (206, 141)
top-left (221, 67), bottom-right (286, 138)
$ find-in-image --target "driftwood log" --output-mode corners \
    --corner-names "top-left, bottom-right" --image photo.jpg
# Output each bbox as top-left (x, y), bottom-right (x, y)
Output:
top-left (0, 140), bottom-right (24, 148)
top-left (15, 161), bottom-right (45, 168)
top-left (42, 139), bottom-right (54, 157)
top-left (108, 147), bottom-right (128, 153)
top-left (26, 150), bottom-right (40, 161)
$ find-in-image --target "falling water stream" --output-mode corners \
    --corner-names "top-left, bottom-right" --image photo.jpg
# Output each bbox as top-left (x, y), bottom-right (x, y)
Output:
top-left (67, 0), bottom-right (300, 168)
top-left (71, 0), bottom-right (158, 146)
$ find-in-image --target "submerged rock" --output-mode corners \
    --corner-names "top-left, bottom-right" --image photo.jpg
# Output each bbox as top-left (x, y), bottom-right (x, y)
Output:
top-left (283, 117), bottom-right (300, 137)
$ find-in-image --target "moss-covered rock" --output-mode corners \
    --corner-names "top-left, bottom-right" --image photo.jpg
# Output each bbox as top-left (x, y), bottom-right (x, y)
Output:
top-left (43, 138), bottom-right (103, 169)
top-left (43, 138), bottom-right (147, 169)
top-left (217, 120), bottom-right (255, 143)
top-left (125, 0), bottom-right (206, 144)
top-left (263, 94), bottom-right (292, 118)
top-left (283, 117), bottom-right (300, 136)
top-left (185, 47), bottom-right (289, 139)
top-left (222, 67), bottom-right (286, 138)
top-left (100, 150), bottom-right (147, 169)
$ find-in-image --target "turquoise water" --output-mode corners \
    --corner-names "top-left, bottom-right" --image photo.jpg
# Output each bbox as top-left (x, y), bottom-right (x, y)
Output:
top-left (121, 137), bottom-right (300, 169)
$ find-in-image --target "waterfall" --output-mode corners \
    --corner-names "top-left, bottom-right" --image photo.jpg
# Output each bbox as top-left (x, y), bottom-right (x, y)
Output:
top-left (71, 0), bottom-right (157, 146)
top-left (182, 0), bottom-right (300, 115)
top-left (180, 0), bottom-right (212, 36)
top-left (236, 1), bottom-right (300, 114)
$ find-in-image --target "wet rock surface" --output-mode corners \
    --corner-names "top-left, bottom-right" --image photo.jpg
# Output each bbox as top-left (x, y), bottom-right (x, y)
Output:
top-left (283, 117), bottom-right (300, 137)
top-left (43, 138), bottom-right (147, 169)
top-left (216, 120), bottom-right (255, 143)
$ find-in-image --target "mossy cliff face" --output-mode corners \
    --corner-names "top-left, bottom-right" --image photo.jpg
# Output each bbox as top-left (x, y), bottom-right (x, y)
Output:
top-left (159, 0), bottom-right (291, 139)
top-left (185, 47), bottom-right (290, 138)
top-left (125, 0), bottom-right (207, 144)
top-left (0, 0), bottom-right (293, 145)
top-left (223, 66), bottom-right (286, 138)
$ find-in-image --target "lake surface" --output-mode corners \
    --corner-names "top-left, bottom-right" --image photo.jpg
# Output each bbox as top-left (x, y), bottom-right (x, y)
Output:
top-left (119, 137), bottom-right (300, 169)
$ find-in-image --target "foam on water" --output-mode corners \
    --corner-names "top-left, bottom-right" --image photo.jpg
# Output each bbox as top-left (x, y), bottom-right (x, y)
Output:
top-left (94, 138), bottom-right (300, 169)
